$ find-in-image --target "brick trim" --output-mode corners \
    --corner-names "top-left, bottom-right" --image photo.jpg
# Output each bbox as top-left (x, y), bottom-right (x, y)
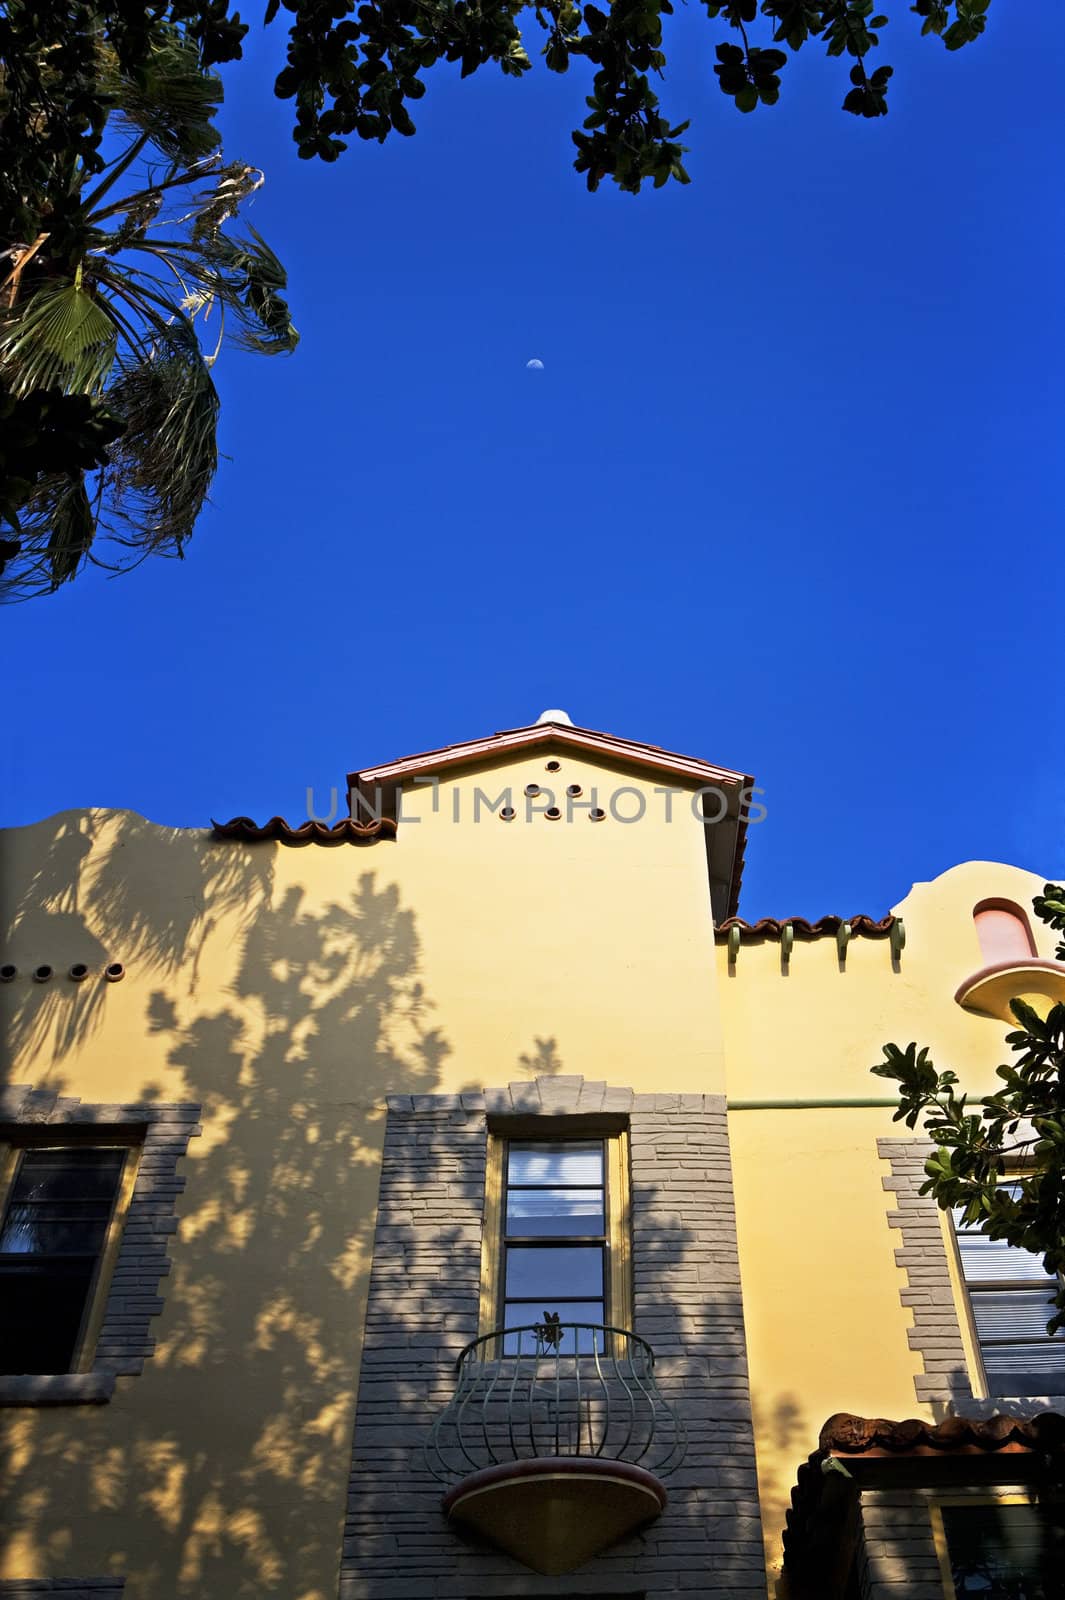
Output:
top-left (0, 1584), bottom-right (125, 1596)
top-left (341, 1075), bottom-right (765, 1599)
top-left (0, 1374), bottom-right (114, 1406)
top-left (878, 1139), bottom-right (972, 1408)
top-left (0, 1086), bottom-right (201, 1385)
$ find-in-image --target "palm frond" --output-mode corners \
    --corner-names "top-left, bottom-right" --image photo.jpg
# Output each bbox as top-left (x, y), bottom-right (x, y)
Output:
top-left (3, 20), bottom-right (298, 601)
top-left (0, 279), bottom-right (118, 396)
top-left (188, 162), bottom-right (264, 238)
top-left (98, 33), bottom-right (223, 164)
top-left (47, 474), bottom-right (96, 586)
top-left (93, 263), bottom-right (205, 357)
top-left (106, 352), bottom-right (220, 553)
top-left (4, 472), bottom-right (99, 596)
top-left (176, 227), bottom-right (300, 356)
top-left (0, 351), bottom-right (219, 599)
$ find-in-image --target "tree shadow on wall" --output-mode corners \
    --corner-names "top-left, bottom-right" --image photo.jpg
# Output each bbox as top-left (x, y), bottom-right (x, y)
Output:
top-left (750, 1392), bottom-right (809, 1597)
top-left (1, 819), bottom-right (767, 1597)
top-left (515, 1037), bottom-right (565, 1077)
top-left (1, 844), bottom-right (459, 1599)
top-left (0, 810), bottom-right (273, 1071)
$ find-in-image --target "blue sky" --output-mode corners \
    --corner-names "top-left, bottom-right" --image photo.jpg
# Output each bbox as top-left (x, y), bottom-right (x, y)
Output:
top-left (4, 4), bottom-right (1063, 919)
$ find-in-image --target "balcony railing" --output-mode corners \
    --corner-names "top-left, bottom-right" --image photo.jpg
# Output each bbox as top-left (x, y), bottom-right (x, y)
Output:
top-left (425, 1321), bottom-right (686, 1485)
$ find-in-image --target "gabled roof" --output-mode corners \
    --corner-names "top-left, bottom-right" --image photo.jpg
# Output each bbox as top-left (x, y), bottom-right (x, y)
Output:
top-left (349, 715), bottom-right (755, 922)
top-left (209, 717), bottom-right (754, 922)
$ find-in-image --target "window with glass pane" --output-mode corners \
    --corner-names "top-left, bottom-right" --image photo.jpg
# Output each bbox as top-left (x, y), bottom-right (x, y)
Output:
top-left (941, 1502), bottom-right (1065, 1599)
top-left (953, 1185), bottom-right (1065, 1396)
top-left (0, 1147), bottom-right (127, 1375)
top-left (502, 1141), bottom-right (607, 1354)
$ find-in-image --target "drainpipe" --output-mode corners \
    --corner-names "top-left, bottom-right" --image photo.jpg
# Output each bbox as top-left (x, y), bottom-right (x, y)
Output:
top-left (726, 1098), bottom-right (901, 1110)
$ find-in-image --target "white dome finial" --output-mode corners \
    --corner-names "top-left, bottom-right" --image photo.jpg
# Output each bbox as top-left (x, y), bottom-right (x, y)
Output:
top-left (536, 708), bottom-right (573, 726)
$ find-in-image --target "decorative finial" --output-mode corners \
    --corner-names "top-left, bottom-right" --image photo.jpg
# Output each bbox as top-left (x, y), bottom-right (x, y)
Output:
top-left (536, 709), bottom-right (573, 726)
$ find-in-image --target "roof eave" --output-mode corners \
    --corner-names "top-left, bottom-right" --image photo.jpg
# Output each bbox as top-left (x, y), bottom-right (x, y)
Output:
top-left (349, 719), bottom-right (750, 791)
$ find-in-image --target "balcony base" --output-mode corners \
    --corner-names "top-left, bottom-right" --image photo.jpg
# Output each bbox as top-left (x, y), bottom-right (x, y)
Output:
top-left (955, 960), bottom-right (1065, 1022)
top-left (442, 1456), bottom-right (667, 1574)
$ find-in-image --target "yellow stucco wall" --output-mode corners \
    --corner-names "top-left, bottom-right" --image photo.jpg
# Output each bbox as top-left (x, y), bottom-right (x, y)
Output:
top-left (3, 736), bottom-right (1060, 1600)
top-left (0, 743), bottom-right (726, 1597)
top-left (385, 752), bottom-right (727, 1094)
top-left (722, 861), bottom-right (1060, 1586)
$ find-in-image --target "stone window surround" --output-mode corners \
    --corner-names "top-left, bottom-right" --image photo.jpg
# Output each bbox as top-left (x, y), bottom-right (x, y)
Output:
top-left (880, 1137), bottom-right (1065, 1421)
top-left (341, 1072), bottom-right (766, 1600)
top-left (879, 1137), bottom-right (974, 1411)
top-left (0, 1086), bottom-right (201, 1407)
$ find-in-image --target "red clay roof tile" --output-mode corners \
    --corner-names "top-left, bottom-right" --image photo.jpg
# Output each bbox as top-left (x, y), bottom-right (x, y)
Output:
top-left (211, 816), bottom-right (396, 845)
top-left (819, 1410), bottom-right (1065, 1455)
top-left (715, 914), bottom-right (895, 942)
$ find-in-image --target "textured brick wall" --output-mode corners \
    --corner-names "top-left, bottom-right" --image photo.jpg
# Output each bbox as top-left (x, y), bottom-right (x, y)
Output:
top-left (855, 1488), bottom-right (944, 1600)
top-left (0, 1086), bottom-right (201, 1383)
top-left (878, 1139), bottom-right (972, 1409)
top-left (340, 1074), bottom-right (765, 1600)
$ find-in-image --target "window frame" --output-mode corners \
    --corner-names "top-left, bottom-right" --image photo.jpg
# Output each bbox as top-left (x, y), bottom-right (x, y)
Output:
top-left (929, 1492), bottom-right (1065, 1600)
top-left (478, 1128), bottom-right (632, 1350)
top-left (0, 1129), bottom-right (140, 1376)
top-left (943, 1176), bottom-right (1065, 1401)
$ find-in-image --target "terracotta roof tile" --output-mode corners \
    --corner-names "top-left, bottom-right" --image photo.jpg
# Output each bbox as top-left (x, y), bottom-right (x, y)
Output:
top-left (715, 914), bottom-right (895, 943)
top-left (819, 1410), bottom-right (1065, 1455)
top-left (211, 816), bottom-right (396, 845)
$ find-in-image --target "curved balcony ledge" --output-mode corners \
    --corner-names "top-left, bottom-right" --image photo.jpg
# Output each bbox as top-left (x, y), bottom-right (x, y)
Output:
top-left (955, 960), bottom-right (1065, 1022)
top-left (425, 1321), bottom-right (685, 1573)
top-left (443, 1457), bottom-right (668, 1575)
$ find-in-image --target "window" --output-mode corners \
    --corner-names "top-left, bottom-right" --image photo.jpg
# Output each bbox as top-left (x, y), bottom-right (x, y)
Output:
top-left (974, 901), bottom-right (1036, 965)
top-left (933, 1500), bottom-right (1065, 1599)
top-left (0, 1144), bottom-right (133, 1375)
top-left (953, 1185), bottom-right (1065, 1397)
top-left (481, 1133), bottom-right (630, 1355)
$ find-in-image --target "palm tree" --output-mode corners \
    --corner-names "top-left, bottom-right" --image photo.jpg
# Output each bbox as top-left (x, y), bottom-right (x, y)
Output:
top-left (0, 25), bottom-right (298, 601)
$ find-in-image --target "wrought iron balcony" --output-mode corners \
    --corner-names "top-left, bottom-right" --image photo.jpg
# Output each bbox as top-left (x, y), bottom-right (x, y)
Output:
top-left (426, 1321), bottom-right (685, 1574)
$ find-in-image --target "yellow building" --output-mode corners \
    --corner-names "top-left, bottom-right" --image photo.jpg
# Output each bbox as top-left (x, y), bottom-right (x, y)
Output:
top-left (1, 712), bottom-right (1063, 1600)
